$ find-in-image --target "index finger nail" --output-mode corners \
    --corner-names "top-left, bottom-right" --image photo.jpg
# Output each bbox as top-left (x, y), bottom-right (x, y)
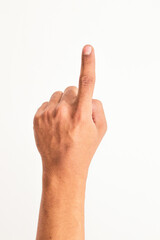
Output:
top-left (83, 45), bottom-right (92, 55)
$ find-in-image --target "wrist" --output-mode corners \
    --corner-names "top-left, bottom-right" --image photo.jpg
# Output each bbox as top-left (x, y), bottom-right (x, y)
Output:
top-left (42, 160), bottom-right (88, 185)
top-left (42, 171), bottom-right (87, 196)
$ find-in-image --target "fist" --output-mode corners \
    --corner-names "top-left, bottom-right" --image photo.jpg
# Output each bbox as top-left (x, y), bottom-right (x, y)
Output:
top-left (33, 45), bottom-right (107, 181)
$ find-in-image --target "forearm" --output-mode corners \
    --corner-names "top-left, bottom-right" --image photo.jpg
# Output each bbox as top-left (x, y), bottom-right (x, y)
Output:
top-left (36, 172), bottom-right (87, 240)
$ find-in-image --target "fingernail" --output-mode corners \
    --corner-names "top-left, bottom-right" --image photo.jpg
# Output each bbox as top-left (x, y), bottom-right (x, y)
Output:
top-left (83, 45), bottom-right (92, 55)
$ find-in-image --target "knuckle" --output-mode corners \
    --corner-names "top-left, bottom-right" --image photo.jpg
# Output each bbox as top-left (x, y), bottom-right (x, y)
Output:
top-left (53, 91), bottom-right (63, 96)
top-left (94, 99), bottom-right (103, 107)
top-left (33, 101), bottom-right (49, 126)
top-left (56, 102), bottom-right (69, 118)
top-left (37, 101), bottom-right (48, 112)
top-left (39, 101), bottom-right (48, 111)
top-left (64, 86), bottom-right (77, 92)
top-left (50, 91), bottom-right (63, 99)
top-left (56, 90), bottom-right (63, 94)
top-left (79, 75), bottom-right (94, 86)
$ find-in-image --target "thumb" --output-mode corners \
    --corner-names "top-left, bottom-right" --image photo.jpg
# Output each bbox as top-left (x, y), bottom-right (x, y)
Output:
top-left (92, 99), bottom-right (107, 135)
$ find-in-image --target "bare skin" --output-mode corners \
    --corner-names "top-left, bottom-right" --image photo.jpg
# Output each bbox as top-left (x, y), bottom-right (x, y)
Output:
top-left (33, 44), bottom-right (107, 240)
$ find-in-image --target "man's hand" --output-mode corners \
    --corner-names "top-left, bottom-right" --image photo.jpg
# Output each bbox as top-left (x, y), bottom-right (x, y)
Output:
top-left (33, 44), bottom-right (107, 181)
top-left (33, 45), bottom-right (107, 240)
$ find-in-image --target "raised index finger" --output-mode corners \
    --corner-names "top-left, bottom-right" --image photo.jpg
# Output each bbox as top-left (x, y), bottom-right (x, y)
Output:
top-left (77, 44), bottom-right (95, 114)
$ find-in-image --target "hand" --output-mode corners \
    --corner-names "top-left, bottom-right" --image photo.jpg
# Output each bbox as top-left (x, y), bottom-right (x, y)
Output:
top-left (33, 45), bottom-right (107, 182)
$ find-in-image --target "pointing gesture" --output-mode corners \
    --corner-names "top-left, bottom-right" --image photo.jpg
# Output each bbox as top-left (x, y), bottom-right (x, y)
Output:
top-left (34, 44), bottom-right (107, 170)
top-left (33, 44), bottom-right (107, 173)
top-left (33, 44), bottom-right (107, 240)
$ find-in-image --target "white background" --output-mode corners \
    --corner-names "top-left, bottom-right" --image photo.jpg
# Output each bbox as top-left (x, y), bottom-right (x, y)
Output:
top-left (0, 0), bottom-right (160, 239)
